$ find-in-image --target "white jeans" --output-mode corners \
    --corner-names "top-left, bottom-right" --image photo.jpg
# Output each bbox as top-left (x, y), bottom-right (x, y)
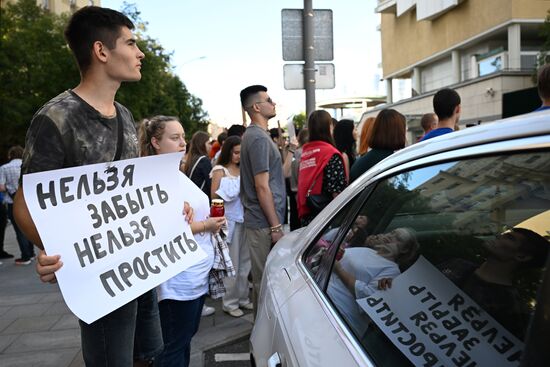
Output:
top-left (222, 222), bottom-right (252, 311)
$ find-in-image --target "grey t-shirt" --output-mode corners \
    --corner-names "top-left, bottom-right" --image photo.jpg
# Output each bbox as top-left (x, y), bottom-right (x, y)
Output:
top-left (22, 90), bottom-right (139, 174)
top-left (240, 123), bottom-right (286, 229)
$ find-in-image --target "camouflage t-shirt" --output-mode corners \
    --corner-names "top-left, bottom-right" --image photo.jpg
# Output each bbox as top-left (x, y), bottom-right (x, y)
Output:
top-left (22, 90), bottom-right (139, 174)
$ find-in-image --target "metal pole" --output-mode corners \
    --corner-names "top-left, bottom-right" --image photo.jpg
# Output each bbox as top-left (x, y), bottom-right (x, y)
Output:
top-left (303, 0), bottom-right (316, 118)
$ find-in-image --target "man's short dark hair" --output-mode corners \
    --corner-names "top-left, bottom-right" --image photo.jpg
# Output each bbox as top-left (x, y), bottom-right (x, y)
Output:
top-left (8, 146), bottom-right (24, 160)
top-left (420, 113), bottom-right (437, 132)
top-left (64, 6), bottom-right (135, 74)
top-left (227, 124), bottom-right (246, 137)
top-left (433, 88), bottom-right (461, 120)
top-left (537, 64), bottom-right (550, 101)
top-left (269, 128), bottom-right (280, 140)
top-left (240, 85), bottom-right (267, 108)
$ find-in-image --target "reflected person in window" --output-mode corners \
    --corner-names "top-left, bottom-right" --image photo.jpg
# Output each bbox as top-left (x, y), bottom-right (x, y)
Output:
top-left (438, 228), bottom-right (549, 339)
top-left (328, 228), bottom-right (419, 337)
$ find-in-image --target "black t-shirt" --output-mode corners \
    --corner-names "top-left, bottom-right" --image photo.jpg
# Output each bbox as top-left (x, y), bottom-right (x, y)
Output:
top-left (22, 90), bottom-right (139, 175)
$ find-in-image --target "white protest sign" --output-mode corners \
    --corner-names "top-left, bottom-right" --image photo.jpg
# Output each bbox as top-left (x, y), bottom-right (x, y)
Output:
top-left (23, 152), bottom-right (206, 324)
top-left (357, 256), bottom-right (524, 367)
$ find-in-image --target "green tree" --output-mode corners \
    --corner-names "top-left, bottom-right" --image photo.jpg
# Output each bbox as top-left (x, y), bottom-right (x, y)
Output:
top-left (0, 0), bottom-right (208, 161)
top-left (0, 0), bottom-right (79, 160)
top-left (292, 112), bottom-right (307, 130)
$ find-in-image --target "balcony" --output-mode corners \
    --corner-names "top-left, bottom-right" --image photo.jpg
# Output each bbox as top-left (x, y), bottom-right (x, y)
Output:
top-left (376, 0), bottom-right (396, 13)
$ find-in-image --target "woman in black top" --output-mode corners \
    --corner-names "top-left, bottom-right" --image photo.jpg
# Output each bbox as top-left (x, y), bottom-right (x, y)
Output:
top-left (334, 119), bottom-right (357, 172)
top-left (184, 131), bottom-right (213, 199)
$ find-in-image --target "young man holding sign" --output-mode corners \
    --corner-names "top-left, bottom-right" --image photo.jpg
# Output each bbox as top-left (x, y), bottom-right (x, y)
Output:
top-left (13, 6), bottom-right (163, 366)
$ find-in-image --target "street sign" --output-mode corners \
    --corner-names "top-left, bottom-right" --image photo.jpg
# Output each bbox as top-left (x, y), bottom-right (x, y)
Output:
top-left (283, 63), bottom-right (335, 90)
top-left (281, 9), bottom-right (333, 61)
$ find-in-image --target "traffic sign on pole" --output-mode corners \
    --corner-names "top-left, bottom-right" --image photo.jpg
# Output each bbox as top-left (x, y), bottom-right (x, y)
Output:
top-left (281, 9), bottom-right (333, 62)
top-left (283, 64), bottom-right (335, 90)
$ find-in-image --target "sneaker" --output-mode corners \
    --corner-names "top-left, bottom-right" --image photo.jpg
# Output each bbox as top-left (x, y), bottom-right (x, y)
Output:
top-left (224, 308), bottom-right (244, 317)
top-left (201, 305), bottom-right (215, 317)
top-left (240, 302), bottom-right (254, 311)
top-left (0, 251), bottom-right (14, 259)
top-left (15, 258), bottom-right (32, 265)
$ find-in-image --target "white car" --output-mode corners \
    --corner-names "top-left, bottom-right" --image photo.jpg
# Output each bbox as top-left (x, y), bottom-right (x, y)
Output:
top-left (250, 111), bottom-right (550, 367)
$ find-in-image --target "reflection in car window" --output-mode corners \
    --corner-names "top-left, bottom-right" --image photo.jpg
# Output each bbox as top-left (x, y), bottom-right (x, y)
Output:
top-left (320, 152), bottom-right (550, 366)
top-left (303, 196), bottom-right (359, 282)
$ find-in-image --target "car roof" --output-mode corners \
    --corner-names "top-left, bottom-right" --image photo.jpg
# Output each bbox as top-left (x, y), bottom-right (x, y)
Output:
top-left (359, 110), bottom-right (550, 181)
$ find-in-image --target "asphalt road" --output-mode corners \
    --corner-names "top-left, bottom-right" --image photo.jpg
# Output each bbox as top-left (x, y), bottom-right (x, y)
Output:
top-left (203, 335), bottom-right (252, 367)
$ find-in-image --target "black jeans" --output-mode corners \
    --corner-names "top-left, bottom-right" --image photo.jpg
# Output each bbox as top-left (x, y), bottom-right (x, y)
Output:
top-left (7, 203), bottom-right (34, 259)
top-left (80, 289), bottom-right (163, 366)
top-left (155, 295), bottom-right (206, 367)
top-left (0, 203), bottom-right (7, 254)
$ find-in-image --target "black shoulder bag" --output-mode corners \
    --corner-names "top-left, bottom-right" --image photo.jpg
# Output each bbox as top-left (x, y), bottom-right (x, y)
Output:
top-left (305, 171), bottom-right (332, 215)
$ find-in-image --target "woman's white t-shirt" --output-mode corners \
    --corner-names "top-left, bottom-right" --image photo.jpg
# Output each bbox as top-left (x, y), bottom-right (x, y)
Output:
top-left (156, 172), bottom-right (214, 302)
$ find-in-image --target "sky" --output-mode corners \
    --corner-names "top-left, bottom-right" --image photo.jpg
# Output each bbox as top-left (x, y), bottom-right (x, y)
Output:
top-left (102, 0), bottom-right (382, 128)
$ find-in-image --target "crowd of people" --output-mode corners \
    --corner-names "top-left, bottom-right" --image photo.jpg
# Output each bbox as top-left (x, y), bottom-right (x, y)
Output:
top-left (1, 4), bottom-right (549, 367)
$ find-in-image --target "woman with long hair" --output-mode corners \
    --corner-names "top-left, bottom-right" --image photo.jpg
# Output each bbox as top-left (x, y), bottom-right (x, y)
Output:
top-left (297, 110), bottom-right (348, 226)
top-left (333, 119), bottom-right (357, 172)
top-left (210, 136), bottom-right (253, 317)
top-left (139, 116), bottom-right (226, 367)
top-left (357, 116), bottom-right (375, 157)
top-left (183, 131), bottom-right (212, 199)
top-left (350, 109), bottom-right (406, 182)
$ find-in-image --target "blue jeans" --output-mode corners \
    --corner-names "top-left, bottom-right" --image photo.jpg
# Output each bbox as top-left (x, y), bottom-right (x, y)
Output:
top-left (80, 289), bottom-right (163, 366)
top-left (7, 203), bottom-right (34, 260)
top-left (155, 295), bottom-right (206, 367)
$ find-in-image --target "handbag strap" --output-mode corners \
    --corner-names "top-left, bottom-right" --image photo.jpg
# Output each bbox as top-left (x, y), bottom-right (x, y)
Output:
top-left (189, 155), bottom-right (205, 182)
top-left (307, 169), bottom-right (324, 196)
top-left (113, 105), bottom-right (124, 162)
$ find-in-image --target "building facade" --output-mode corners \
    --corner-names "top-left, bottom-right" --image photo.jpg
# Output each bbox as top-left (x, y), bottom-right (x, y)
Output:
top-left (363, 0), bottom-right (549, 140)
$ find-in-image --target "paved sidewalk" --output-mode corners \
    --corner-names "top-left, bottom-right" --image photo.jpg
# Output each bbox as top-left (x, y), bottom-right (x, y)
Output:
top-left (0, 223), bottom-right (254, 367)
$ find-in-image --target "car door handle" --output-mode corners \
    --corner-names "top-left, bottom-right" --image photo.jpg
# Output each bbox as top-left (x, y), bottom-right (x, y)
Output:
top-left (268, 352), bottom-right (282, 367)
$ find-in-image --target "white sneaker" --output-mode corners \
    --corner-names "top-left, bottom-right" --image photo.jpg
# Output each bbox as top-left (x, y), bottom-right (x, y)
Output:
top-left (240, 302), bottom-right (254, 311)
top-left (201, 305), bottom-right (215, 317)
top-left (224, 308), bottom-right (244, 317)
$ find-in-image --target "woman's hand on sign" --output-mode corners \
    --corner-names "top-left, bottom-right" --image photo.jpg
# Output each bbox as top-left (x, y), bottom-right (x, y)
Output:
top-left (183, 201), bottom-right (194, 224)
top-left (205, 217), bottom-right (226, 233)
top-left (36, 250), bottom-right (63, 284)
top-left (377, 277), bottom-right (393, 290)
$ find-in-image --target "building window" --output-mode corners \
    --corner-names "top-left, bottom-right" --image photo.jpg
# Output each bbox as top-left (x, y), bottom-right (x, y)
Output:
top-left (477, 48), bottom-right (507, 76)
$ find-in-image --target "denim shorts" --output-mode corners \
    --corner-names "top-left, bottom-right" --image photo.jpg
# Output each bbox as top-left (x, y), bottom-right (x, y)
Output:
top-left (79, 289), bottom-right (164, 366)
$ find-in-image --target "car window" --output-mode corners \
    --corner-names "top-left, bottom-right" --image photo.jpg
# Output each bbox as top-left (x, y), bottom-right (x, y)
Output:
top-left (320, 151), bottom-right (550, 367)
top-left (303, 195), bottom-right (361, 284)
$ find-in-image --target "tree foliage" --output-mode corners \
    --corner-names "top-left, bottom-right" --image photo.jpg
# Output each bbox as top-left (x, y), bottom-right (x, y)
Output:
top-left (0, 0), bottom-right (208, 162)
top-left (292, 112), bottom-right (307, 130)
top-left (538, 9), bottom-right (550, 68)
top-left (0, 0), bottom-right (78, 161)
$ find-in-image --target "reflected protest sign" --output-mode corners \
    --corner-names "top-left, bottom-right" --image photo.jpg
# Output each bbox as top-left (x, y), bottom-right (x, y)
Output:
top-left (357, 256), bottom-right (523, 367)
top-left (23, 152), bottom-right (206, 324)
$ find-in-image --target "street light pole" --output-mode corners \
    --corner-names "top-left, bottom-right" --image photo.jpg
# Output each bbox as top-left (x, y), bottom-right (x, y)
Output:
top-left (303, 0), bottom-right (316, 118)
